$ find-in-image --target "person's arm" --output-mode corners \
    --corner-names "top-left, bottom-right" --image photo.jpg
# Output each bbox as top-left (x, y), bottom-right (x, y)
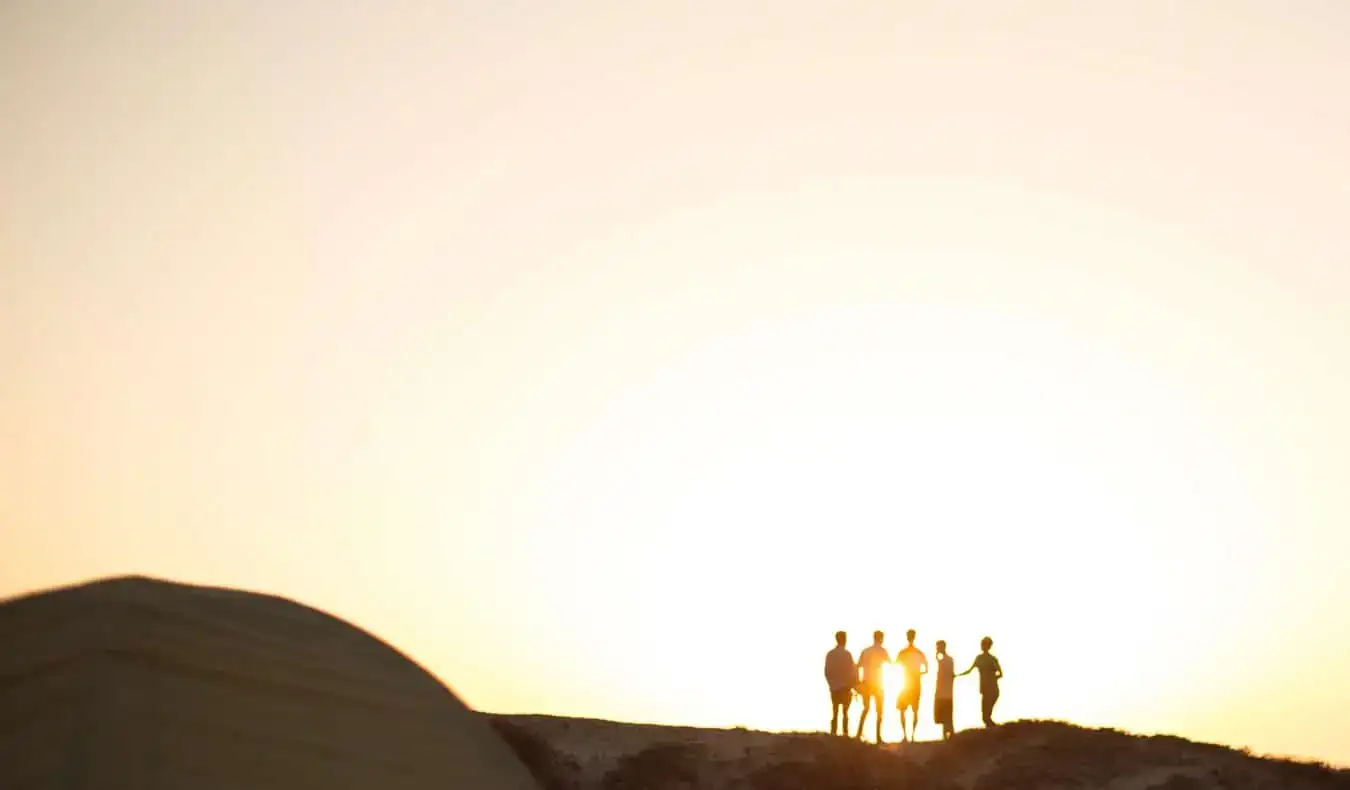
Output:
top-left (920, 654), bottom-right (929, 675)
top-left (957, 660), bottom-right (978, 677)
top-left (995, 658), bottom-right (1003, 680)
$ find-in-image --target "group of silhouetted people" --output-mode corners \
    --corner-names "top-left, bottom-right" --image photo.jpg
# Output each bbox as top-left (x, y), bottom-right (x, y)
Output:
top-left (824, 629), bottom-right (1003, 744)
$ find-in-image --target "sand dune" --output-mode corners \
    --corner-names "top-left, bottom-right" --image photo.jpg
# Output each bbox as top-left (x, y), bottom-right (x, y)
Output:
top-left (0, 576), bottom-right (540, 789)
top-left (488, 713), bottom-right (1350, 790)
top-left (6, 575), bottom-right (1345, 789)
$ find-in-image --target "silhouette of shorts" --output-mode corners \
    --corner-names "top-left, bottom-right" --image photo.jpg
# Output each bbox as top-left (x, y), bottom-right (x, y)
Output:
top-left (857, 681), bottom-right (883, 704)
top-left (830, 688), bottom-right (852, 706)
top-left (896, 684), bottom-right (921, 710)
top-left (934, 697), bottom-right (953, 726)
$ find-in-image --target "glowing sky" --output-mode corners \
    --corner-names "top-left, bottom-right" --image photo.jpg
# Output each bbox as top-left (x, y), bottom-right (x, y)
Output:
top-left (3, 0), bottom-right (1349, 765)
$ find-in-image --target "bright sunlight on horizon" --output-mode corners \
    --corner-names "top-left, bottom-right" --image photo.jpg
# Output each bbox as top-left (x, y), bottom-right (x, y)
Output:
top-left (3, 0), bottom-right (1349, 767)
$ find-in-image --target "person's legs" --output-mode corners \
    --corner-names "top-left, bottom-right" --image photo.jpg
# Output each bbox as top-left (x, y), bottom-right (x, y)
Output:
top-left (935, 697), bottom-right (951, 740)
top-left (868, 690), bottom-right (884, 743)
top-left (831, 690), bottom-right (852, 736)
top-left (981, 689), bottom-right (999, 727)
top-left (896, 688), bottom-right (919, 741)
top-left (855, 693), bottom-right (871, 739)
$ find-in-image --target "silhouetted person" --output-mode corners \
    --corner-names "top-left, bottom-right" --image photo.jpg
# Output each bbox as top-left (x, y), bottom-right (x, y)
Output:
top-left (957, 636), bottom-right (1003, 727)
top-left (894, 629), bottom-right (928, 742)
top-left (824, 631), bottom-right (857, 736)
top-left (933, 640), bottom-right (955, 740)
top-left (855, 630), bottom-right (890, 743)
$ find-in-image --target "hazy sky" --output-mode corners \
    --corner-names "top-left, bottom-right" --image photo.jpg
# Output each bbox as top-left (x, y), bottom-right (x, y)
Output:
top-left (3, 0), bottom-right (1349, 765)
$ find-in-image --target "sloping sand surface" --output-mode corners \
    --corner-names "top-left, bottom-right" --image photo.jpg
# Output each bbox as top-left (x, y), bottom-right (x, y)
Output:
top-left (0, 576), bottom-right (540, 789)
top-left (490, 713), bottom-right (1350, 790)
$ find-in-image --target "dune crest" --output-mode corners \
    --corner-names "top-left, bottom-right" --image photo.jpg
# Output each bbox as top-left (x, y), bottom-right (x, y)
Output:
top-left (488, 714), bottom-right (1350, 790)
top-left (0, 575), bottom-right (540, 789)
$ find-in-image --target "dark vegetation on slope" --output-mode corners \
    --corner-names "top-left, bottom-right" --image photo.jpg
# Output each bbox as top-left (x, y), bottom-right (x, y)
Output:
top-left (601, 742), bottom-right (709, 790)
top-left (489, 718), bottom-right (583, 790)
top-left (739, 734), bottom-right (950, 790)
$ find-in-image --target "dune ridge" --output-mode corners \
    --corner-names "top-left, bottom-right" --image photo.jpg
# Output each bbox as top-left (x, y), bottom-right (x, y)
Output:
top-left (0, 575), bottom-right (540, 789)
top-left (488, 713), bottom-right (1350, 790)
top-left (6, 575), bottom-right (1345, 789)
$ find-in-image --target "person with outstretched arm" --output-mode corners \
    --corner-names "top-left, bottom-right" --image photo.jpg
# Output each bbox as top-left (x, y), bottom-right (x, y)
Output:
top-left (824, 631), bottom-right (857, 736)
top-left (855, 630), bottom-right (890, 743)
top-left (957, 636), bottom-right (1003, 727)
top-left (893, 629), bottom-right (928, 742)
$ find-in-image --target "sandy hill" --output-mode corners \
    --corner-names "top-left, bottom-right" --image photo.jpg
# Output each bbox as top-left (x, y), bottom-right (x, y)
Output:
top-left (0, 575), bottom-right (540, 789)
top-left (5, 574), bottom-right (1344, 789)
top-left (488, 713), bottom-right (1350, 790)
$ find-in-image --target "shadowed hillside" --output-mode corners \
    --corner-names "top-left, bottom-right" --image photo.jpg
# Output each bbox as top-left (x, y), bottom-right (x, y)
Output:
top-left (488, 714), bottom-right (1350, 790)
top-left (0, 576), bottom-right (542, 789)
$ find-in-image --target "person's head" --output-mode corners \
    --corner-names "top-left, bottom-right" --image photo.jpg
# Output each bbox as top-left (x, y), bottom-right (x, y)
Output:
top-left (906, 629), bottom-right (916, 645)
top-left (981, 636), bottom-right (993, 652)
top-left (835, 631), bottom-right (847, 647)
top-left (936, 639), bottom-right (947, 657)
top-left (873, 630), bottom-right (884, 645)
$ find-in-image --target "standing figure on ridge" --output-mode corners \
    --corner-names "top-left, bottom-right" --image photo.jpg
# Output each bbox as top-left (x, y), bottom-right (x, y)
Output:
top-left (933, 640), bottom-right (955, 740)
top-left (855, 630), bottom-right (890, 743)
top-left (957, 635), bottom-right (1003, 727)
top-left (894, 629), bottom-right (928, 742)
top-left (824, 631), bottom-right (857, 736)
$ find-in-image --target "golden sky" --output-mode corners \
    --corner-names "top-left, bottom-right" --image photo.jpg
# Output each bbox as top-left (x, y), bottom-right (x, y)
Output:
top-left (3, 0), bottom-right (1349, 765)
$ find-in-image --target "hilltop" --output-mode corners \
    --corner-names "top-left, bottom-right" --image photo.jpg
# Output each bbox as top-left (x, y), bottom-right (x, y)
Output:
top-left (487, 714), bottom-right (1350, 790)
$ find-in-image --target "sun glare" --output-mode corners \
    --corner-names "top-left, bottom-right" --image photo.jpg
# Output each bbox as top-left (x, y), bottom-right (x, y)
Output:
top-left (882, 663), bottom-right (906, 695)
